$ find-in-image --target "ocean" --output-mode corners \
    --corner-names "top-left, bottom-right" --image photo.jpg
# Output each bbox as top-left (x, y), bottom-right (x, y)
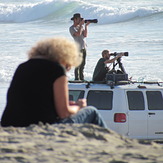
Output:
top-left (0, 0), bottom-right (163, 119)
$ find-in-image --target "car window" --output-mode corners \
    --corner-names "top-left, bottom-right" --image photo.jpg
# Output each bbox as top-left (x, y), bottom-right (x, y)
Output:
top-left (69, 90), bottom-right (85, 102)
top-left (87, 90), bottom-right (113, 110)
top-left (146, 91), bottom-right (163, 110)
top-left (127, 91), bottom-right (145, 110)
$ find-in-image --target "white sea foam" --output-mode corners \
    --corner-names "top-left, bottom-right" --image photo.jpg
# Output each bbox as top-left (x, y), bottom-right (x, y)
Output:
top-left (0, 0), bottom-right (162, 23)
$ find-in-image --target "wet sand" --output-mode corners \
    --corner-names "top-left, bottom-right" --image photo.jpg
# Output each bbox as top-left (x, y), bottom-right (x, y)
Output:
top-left (0, 123), bottom-right (163, 163)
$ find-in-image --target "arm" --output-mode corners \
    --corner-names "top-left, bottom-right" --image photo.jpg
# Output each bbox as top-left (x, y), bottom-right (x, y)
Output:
top-left (73, 25), bottom-right (83, 36)
top-left (53, 75), bottom-right (81, 119)
top-left (73, 20), bottom-right (90, 37)
top-left (104, 56), bottom-right (119, 64)
top-left (73, 20), bottom-right (85, 37)
top-left (83, 22), bottom-right (90, 37)
top-left (104, 53), bottom-right (124, 64)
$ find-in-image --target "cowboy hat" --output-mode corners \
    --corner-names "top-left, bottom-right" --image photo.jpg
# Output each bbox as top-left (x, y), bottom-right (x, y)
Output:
top-left (71, 13), bottom-right (83, 20)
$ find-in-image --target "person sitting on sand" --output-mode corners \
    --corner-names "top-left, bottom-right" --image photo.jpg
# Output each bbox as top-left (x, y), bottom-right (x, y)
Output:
top-left (1, 37), bottom-right (107, 128)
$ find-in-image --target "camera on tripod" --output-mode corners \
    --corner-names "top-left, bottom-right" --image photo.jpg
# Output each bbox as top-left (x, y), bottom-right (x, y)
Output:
top-left (106, 51), bottom-right (129, 84)
top-left (110, 52), bottom-right (129, 57)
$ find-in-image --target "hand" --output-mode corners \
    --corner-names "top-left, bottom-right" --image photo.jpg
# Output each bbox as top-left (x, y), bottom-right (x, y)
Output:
top-left (79, 19), bottom-right (85, 25)
top-left (85, 21), bottom-right (90, 26)
top-left (69, 101), bottom-right (76, 105)
top-left (76, 99), bottom-right (87, 108)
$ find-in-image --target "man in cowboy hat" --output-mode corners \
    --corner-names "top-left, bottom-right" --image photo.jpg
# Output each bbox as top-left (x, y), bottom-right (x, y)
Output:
top-left (69, 13), bottom-right (90, 81)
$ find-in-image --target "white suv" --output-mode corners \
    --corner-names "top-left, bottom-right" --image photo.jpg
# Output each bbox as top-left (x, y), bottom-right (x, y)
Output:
top-left (68, 81), bottom-right (163, 140)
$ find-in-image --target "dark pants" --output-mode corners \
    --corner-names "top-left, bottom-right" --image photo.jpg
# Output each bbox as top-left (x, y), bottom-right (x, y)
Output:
top-left (74, 49), bottom-right (86, 80)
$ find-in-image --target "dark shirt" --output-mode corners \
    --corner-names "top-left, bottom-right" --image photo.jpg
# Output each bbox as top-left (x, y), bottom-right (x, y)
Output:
top-left (92, 58), bottom-right (107, 81)
top-left (1, 59), bottom-right (65, 127)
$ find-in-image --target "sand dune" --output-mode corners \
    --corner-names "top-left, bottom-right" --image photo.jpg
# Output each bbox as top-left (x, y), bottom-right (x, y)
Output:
top-left (0, 123), bottom-right (163, 163)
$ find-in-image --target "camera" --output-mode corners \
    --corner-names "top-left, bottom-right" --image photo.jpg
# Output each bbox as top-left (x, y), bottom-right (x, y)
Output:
top-left (84, 19), bottom-right (98, 23)
top-left (81, 18), bottom-right (98, 23)
top-left (110, 52), bottom-right (129, 57)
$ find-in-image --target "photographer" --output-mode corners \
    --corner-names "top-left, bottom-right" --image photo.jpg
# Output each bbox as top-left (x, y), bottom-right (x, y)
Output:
top-left (92, 50), bottom-right (124, 81)
top-left (69, 13), bottom-right (90, 81)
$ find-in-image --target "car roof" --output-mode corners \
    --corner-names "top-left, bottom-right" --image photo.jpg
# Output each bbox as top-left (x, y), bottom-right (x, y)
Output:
top-left (68, 81), bottom-right (163, 90)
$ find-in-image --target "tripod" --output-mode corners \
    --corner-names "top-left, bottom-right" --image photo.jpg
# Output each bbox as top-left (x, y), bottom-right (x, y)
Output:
top-left (109, 57), bottom-right (127, 74)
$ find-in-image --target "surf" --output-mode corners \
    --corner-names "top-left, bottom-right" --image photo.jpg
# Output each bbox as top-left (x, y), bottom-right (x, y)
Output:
top-left (0, 0), bottom-right (162, 24)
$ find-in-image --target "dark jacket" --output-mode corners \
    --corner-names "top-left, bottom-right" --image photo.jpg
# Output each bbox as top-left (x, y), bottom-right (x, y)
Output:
top-left (92, 58), bottom-right (107, 81)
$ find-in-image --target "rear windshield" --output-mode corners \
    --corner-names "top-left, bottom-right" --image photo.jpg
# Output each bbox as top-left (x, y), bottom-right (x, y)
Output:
top-left (146, 91), bottom-right (163, 110)
top-left (127, 91), bottom-right (145, 110)
top-left (87, 90), bottom-right (113, 110)
top-left (69, 90), bottom-right (85, 102)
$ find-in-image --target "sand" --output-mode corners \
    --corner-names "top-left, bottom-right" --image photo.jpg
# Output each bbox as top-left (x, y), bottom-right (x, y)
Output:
top-left (0, 123), bottom-right (163, 163)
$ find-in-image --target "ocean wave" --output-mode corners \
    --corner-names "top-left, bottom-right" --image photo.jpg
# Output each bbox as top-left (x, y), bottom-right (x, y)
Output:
top-left (0, 0), bottom-right (163, 24)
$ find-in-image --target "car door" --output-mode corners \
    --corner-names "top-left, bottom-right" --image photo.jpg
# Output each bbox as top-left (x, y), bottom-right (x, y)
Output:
top-left (146, 90), bottom-right (163, 139)
top-left (126, 90), bottom-right (148, 139)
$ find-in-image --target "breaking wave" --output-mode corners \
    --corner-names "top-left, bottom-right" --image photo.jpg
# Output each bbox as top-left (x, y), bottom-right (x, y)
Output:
top-left (0, 0), bottom-right (162, 24)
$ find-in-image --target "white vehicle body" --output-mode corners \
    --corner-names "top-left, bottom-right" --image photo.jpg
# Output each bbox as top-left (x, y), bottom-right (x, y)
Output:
top-left (68, 81), bottom-right (163, 140)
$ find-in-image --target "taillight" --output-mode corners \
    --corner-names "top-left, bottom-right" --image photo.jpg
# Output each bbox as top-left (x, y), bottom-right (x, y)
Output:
top-left (114, 113), bottom-right (126, 123)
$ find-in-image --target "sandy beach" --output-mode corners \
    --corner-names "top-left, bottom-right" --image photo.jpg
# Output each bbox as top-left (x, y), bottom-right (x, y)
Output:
top-left (0, 123), bottom-right (163, 163)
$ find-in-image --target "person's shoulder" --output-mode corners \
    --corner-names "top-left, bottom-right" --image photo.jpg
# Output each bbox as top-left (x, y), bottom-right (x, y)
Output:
top-left (98, 58), bottom-right (105, 62)
top-left (44, 60), bottom-right (62, 68)
top-left (34, 59), bottom-right (65, 74)
top-left (69, 25), bottom-right (75, 33)
top-left (23, 59), bottom-right (59, 69)
top-left (17, 60), bottom-right (29, 69)
top-left (49, 61), bottom-right (65, 71)
top-left (69, 25), bottom-right (74, 30)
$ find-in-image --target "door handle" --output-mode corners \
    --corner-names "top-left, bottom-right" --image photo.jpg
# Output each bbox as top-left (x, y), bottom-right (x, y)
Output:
top-left (148, 112), bottom-right (155, 115)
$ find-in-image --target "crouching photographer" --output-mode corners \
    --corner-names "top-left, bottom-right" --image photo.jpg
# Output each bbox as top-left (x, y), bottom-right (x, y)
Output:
top-left (92, 50), bottom-right (127, 81)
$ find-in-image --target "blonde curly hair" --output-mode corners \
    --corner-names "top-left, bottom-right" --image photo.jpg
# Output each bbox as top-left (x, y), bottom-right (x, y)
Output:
top-left (28, 37), bottom-right (82, 67)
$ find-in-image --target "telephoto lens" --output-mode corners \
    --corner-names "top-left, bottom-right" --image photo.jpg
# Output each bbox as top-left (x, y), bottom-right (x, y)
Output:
top-left (84, 19), bottom-right (98, 23)
top-left (123, 52), bottom-right (128, 56)
top-left (110, 52), bottom-right (129, 56)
